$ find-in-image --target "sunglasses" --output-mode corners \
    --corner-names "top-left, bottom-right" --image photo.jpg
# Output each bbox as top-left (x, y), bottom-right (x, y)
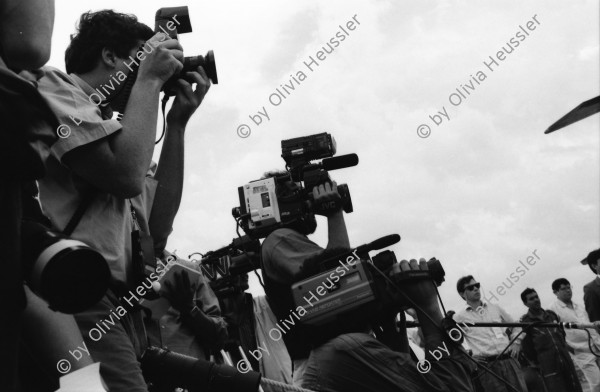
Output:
top-left (464, 283), bottom-right (480, 291)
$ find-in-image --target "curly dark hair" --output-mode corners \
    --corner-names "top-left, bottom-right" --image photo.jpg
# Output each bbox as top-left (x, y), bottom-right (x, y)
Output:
top-left (552, 278), bottom-right (570, 293)
top-left (65, 10), bottom-right (153, 74)
top-left (520, 288), bottom-right (537, 304)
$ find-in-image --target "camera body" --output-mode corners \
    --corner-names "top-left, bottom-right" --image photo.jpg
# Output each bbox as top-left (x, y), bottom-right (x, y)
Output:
top-left (232, 132), bottom-right (357, 239)
top-left (155, 6), bottom-right (218, 95)
top-left (193, 235), bottom-right (261, 298)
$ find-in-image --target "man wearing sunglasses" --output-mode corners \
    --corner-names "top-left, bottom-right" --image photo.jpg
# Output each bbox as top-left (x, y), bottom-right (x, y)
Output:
top-left (454, 276), bottom-right (527, 392)
top-left (549, 278), bottom-right (600, 392)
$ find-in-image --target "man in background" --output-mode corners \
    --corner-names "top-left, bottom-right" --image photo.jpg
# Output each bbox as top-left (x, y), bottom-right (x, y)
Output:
top-left (519, 287), bottom-right (582, 392)
top-left (550, 278), bottom-right (600, 392)
top-left (454, 276), bottom-right (527, 392)
top-left (583, 249), bottom-right (600, 322)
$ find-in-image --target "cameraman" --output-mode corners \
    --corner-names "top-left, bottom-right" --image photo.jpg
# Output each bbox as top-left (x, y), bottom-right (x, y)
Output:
top-left (34, 10), bottom-right (210, 392)
top-left (261, 177), bottom-right (349, 386)
top-left (145, 252), bottom-right (228, 363)
top-left (261, 176), bottom-right (475, 392)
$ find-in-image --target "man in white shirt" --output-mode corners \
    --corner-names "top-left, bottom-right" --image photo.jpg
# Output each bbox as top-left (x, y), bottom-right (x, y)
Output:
top-left (454, 275), bottom-right (527, 392)
top-left (549, 278), bottom-right (600, 392)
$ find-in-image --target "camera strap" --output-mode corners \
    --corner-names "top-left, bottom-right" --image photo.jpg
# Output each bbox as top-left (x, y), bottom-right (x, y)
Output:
top-left (129, 200), bottom-right (158, 298)
top-left (62, 190), bottom-right (95, 236)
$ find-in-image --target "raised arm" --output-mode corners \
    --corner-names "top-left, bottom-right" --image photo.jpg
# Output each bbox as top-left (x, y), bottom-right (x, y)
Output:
top-left (0, 0), bottom-right (54, 70)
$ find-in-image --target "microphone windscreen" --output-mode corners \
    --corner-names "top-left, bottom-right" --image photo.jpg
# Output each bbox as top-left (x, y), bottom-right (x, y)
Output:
top-left (321, 154), bottom-right (359, 171)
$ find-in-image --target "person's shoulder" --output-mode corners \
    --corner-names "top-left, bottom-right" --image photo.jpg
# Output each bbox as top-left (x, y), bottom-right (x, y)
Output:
top-left (519, 312), bottom-right (530, 322)
top-left (39, 66), bottom-right (74, 83)
top-left (584, 279), bottom-right (600, 292)
top-left (545, 309), bottom-right (560, 321)
top-left (263, 228), bottom-right (306, 245)
top-left (36, 66), bottom-right (80, 93)
top-left (454, 307), bottom-right (470, 319)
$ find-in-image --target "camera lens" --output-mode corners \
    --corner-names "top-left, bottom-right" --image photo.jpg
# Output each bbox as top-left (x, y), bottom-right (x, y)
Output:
top-left (22, 220), bottom-right (110, 313)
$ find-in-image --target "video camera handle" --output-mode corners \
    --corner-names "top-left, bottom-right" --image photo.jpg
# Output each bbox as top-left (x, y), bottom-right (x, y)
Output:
top-left (315, 234), bottom-right (400, 271)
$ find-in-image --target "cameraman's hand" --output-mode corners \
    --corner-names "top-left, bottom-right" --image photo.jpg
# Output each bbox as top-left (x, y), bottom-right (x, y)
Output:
top-left (166, 66), bottom-right (211, 128)
top-left (161, 269), bottom-right (198, 314)
top-left (388, 259), bottom-right (439, 313)
top-left (313, 181), bottom-right (342, 217)
top-left (137, 33), bottom-right (184, 84)
top-left (507, 342), bottom-right (522, 359)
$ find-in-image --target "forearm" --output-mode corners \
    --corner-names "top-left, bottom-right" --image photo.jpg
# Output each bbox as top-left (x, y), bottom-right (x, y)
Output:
top-left (109, 78), bottom-right (162, 188)
top-left (22, 287), bottom-right (94, 370)
top-left (414, 303), bottom-right (446, 352)
top-left (149, 123), bottom-right (184, 253)
top-left (326, 211), bottom-right (350, 249)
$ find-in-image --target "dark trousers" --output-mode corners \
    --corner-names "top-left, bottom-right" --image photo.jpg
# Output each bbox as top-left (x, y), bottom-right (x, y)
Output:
top-left (473, 357), bottom-right (528, 392)
top-left (538, 348), bottom-right (583, 392)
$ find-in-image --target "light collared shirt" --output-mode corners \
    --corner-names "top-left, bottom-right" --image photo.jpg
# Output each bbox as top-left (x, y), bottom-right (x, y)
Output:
top-left (36, 67), bottom-right (157, 283)
top-left (548, 299), bottom-right (600, 353)
top-left (454, 301), bottom-right (520, 358)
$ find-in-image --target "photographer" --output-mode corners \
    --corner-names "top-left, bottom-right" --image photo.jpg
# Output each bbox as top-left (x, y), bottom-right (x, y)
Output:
top-left (261, 175), bottom-right (475, 392)
top-left (34, 10), bottom-right (210, 392)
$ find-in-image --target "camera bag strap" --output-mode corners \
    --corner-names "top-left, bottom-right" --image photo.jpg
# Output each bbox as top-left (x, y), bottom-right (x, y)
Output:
top-left (62, 191), bottom-right (95, 235)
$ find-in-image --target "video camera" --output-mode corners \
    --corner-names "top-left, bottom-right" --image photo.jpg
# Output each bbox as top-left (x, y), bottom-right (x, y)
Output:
top-left (232, 132), bottom-right (358, 238)
top-left (191, 235), bottom-right (261, 298)
top-left (290, 234), bottom-right (445, 326)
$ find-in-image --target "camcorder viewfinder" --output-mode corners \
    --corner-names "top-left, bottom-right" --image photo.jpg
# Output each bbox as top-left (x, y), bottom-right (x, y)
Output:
top-left (232, 132), bottom-right (358, 239)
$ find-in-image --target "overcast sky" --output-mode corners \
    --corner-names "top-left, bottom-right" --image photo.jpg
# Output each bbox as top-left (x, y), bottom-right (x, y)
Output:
top-left (47, 0), bottom-right (599, 318)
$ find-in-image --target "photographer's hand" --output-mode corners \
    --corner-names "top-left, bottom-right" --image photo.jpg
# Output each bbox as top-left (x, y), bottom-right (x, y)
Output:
top-left (166, 66), bottom-right (211, 128)
top-left (137, 32), bottom-right (184, 84)
top-left (161, 270), bottom-right (198, 314)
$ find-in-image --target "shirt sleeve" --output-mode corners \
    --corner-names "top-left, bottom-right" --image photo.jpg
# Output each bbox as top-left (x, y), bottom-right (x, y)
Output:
top-left (37, 67), bottom-right (122, 161)
top-left (262, 229), bottom-right (324, 284)
top-left (192, 274), bottom-right (228, 350)
top-left (498, 305), bottom-right (524, 343)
